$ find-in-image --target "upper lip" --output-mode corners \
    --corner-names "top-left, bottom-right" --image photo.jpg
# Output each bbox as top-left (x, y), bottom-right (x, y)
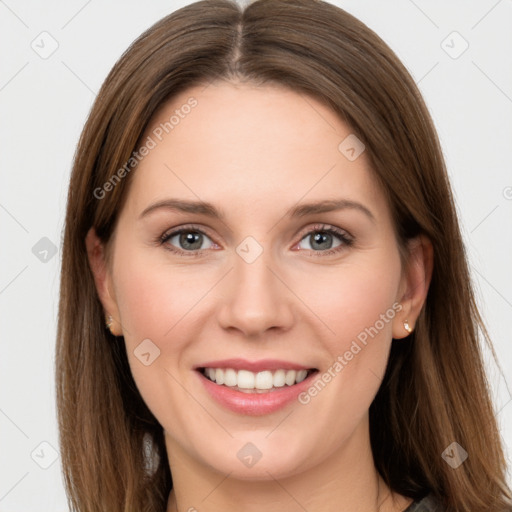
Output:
top-left (195, 358), bottom-right (315, 372)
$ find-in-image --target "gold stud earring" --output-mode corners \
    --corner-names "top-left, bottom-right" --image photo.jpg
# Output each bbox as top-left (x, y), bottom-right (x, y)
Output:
top-left (403, 320), bottom-right (413, 334)
top-left (105, 314), bottom-right (113, 333)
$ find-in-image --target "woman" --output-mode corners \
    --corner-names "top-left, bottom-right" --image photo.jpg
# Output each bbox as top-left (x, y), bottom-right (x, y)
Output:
top-left (56, 0), bottom-right (512, 510)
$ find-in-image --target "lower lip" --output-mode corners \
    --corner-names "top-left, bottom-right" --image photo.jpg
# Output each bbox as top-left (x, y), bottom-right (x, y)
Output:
top-left (197, 370), bottom-right (317, 416)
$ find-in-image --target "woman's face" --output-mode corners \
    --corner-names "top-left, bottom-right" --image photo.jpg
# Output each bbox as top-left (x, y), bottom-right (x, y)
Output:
top-left (94, 81), bottom-right (419, 480)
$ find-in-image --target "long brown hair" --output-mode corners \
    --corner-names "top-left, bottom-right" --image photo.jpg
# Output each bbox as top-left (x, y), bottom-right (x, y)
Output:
top-left (56, 0), bottom-right (512, 510)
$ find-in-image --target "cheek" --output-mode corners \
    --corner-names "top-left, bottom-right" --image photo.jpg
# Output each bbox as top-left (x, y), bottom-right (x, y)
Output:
top-left (113, 253), bottom-right (210, 346)
top-left (111, 254), bottom-right (211, 432)
top-left (294, 253), bottom-right (402, 357)
top-left (285, 255), bottom-right (402, 439)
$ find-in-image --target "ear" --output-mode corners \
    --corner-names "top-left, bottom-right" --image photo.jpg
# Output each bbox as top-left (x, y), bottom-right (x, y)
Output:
top-left (85, 227), bottom-right (122, 336)
top-left (392, 234), bottom-right (433, 339)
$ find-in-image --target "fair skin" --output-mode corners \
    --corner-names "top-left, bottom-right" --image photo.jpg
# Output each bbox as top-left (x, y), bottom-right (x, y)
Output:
top-left (87, 81), bottom-right (433, 512)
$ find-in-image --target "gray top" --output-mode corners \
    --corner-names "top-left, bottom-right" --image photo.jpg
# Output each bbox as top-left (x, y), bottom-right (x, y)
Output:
top-left (403, 494), bottom-right (444, 512)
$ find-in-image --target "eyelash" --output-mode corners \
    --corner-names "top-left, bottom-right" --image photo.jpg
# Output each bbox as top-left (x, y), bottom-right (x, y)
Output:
top-left (158, 223), bottom-right (354, 258)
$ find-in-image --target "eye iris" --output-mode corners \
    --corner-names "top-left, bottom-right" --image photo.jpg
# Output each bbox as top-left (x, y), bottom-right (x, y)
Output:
top-left (180, 232), bottom-right (202, 250)
top-left (311, 232), bottom-right (333, 250)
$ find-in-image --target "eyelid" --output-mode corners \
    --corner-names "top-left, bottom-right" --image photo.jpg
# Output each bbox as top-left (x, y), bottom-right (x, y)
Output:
top-left (160, 223), bottom-right (217, 242)
top-left (295, 223), bottom-right (353, 242)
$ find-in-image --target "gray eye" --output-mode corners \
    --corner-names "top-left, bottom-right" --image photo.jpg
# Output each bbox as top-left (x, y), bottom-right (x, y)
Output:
top-left (298, 231), bottom-right (343, 251)
top-left (167, 231), bottom-right (214, 251)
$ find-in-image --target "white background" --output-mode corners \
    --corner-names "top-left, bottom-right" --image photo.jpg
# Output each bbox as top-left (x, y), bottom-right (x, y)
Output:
top-left (0, 0), bottom-right (511, 510)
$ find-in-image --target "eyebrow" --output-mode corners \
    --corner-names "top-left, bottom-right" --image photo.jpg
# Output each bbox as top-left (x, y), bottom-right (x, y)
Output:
top-left (139, 198), bottom-right (376, 223)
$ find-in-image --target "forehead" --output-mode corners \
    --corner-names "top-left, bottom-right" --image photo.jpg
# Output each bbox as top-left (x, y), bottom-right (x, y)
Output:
top-left (125, 81), bottom-right (386, 222)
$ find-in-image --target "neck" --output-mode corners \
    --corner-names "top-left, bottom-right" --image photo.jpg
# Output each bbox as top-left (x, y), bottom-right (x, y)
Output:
top-left (164, 419), bottom-right (412, 512)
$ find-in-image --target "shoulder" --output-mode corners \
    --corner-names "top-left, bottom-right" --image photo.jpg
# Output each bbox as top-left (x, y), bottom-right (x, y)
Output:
top-left (403, 493), bottom-right (445, 512)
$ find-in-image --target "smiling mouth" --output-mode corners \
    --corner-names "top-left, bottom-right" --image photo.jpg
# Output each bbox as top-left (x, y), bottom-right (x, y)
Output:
top-left (199, 367), bottom-right (318, 393)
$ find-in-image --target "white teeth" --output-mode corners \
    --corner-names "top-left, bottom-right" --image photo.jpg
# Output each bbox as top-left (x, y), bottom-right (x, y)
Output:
top-left (215, 368), bottom-right (225, 385)
top-left (224, 368), bottom-right (238, 387)
top-left (296, 369), bottom-right (308, 383)
top-left (255, 370), bottom-right (273, 390)
top-left (203, 367), bottom-right (312, 389)
top-left (237, 370), bottom-right (255, 389)
top-left (273, 369), bottom-right (286, 387)
top-left (285, 370), bottom-right (297, 386)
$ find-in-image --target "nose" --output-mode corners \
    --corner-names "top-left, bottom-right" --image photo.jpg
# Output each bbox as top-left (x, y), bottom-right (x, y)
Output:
top-left (217, 245), bottom-right (295, 339)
